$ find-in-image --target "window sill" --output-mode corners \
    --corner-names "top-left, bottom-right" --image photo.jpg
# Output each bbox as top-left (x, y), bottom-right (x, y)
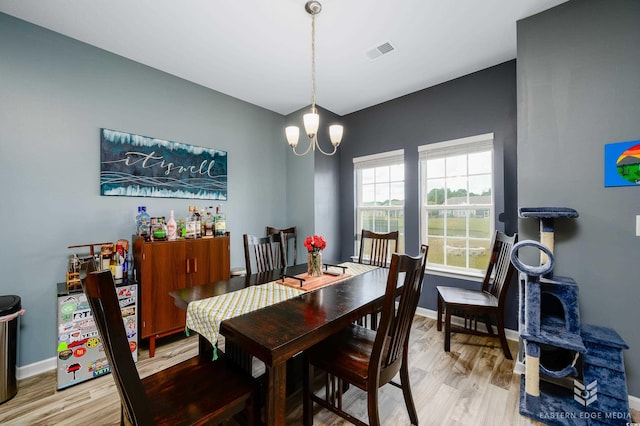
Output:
top-left (424, 267), bottom-right (484, 283)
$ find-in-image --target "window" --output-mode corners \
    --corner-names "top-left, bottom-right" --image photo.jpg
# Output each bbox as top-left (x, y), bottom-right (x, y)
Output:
top-left (354, 150), bottom-right (404, 257)
top-left (419, 134), bottom-right (494, 276)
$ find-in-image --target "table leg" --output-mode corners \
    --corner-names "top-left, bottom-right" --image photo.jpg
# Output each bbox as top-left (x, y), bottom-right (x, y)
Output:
top-left (265, 362), bottom-right (287, 426)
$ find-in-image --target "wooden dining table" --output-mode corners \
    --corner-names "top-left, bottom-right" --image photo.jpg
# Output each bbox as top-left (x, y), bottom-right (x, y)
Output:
top-left (170, 262), bottom-right (390, 426)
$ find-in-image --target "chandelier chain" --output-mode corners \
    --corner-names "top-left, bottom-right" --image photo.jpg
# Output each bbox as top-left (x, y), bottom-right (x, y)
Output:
top-left (311, 12), bottom-right (317, 109)
top-left (285, 1), bottom-right (342, 157)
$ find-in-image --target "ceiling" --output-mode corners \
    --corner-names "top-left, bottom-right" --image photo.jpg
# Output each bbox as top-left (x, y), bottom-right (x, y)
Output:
top-left (0, 0), bottom-right (568, 116)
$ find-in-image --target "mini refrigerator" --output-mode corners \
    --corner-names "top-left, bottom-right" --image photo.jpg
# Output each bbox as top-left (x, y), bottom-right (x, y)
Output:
top-left (56, 279), bottom-right (138, 390)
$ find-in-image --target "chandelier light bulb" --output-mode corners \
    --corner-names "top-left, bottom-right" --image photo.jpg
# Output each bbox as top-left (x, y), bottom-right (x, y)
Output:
top-left (285, 126), bottom-right (300, 147)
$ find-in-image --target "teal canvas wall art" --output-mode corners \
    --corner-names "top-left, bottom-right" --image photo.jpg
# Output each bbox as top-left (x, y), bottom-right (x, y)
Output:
top-left (100, 128), bottom-right (227, 199)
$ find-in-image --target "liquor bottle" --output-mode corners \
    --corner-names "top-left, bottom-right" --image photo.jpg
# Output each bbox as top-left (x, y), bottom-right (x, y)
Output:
top-left (214, 204), bottom-right (226, 237)
top-left (204, 206), bottom-right (214, 237)
top-left (101, 244), bottom-right (112, 271)
top-left (114, 250), bottom-right (123, 280)
top-left (122, 251), bottom-right (128, 277)
top-left (149, 217), bottom-right (157, 241)
top-left (166, 210), bottom-right (177, 241)
top-left (109, 244), bottom-right (118, 276)
top-left (178, 219), bottom-right (186, 238)
top-left (194, 206), bottom-right (202, 238)
top-left (152, 217), bottom-right (167, 241)
top-left (139, 207), bottom-right (151, 240)
top-left (185, 206), bottom-right (196, 239)
top-left (127, 252), bottom-right (135, 280)
top-left (135, 206), bottom-right (142, 234)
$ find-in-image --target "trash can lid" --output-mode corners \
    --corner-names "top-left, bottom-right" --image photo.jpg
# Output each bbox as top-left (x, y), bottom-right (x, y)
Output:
top-left (0, 295), bottom-right (21, 316)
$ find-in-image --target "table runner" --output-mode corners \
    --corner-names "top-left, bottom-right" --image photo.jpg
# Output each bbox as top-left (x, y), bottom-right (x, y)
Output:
top-left (186, 262), bottom-right (378, 358)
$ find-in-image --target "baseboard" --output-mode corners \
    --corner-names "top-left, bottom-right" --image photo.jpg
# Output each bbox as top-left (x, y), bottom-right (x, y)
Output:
top-left (17, 356), bottom-right (56, 380)
top-left (629, 394), bottom-right (640, 412)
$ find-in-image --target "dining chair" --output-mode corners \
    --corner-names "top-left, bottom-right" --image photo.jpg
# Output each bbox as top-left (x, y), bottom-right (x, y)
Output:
top-left (80, 268), bottom-right (259, 426)
top-left (266, 225), bottom-right (297, 266)
top-left (243, 232), bottom-right (287, 276)
top-left (355, 230), bottom-right (400, 329)
top-left (436, 230), bottom-right (518, 359)
top-left (302, 245), bottom-right (428, 426)
top-left (357, 229), bottom-right (399, 268)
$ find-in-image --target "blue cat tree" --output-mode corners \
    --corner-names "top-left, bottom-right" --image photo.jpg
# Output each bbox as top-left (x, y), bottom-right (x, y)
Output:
top-left (511, 207), bottom-right (630, 425)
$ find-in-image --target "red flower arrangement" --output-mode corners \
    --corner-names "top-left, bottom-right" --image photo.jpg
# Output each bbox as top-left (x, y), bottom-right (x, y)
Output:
top-left (304, 235), bottom-right (327, 253)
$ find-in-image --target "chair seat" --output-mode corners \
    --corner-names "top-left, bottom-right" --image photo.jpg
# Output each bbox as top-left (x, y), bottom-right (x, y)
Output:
top-left (142, 354), bottom-right (258, 425)
top-left (436, 285), bottom-right (498, 308)
top-left (307, 324), bottom-right (388, 390)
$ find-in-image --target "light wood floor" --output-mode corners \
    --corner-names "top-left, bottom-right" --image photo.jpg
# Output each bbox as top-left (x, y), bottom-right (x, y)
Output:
top-left (1, 316), bottom-right (636, 425)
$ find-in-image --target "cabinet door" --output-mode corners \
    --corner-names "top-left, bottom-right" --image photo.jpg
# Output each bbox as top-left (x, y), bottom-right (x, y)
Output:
top-left (140, 240), bottom-right (187, 337)
top-left (187, 238), bottom-right (212, 287)
top-left (187, 237), bottom-right (231, 286)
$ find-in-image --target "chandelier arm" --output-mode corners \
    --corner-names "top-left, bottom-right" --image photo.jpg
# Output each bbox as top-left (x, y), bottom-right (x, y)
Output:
top-left (291, 139), bottom-right (315, 157)
top-left (313, 137), bottom-right (338, 156)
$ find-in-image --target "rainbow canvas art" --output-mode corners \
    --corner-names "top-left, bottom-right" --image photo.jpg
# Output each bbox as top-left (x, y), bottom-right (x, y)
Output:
top-left (604, 140), bottom-right (640, 187)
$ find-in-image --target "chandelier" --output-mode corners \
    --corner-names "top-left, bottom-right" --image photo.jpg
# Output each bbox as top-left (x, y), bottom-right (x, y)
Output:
top-left (285, 1), bottom-right (344, 156)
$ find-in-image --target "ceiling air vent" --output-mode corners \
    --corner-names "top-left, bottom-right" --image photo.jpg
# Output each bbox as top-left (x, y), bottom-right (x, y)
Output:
top-left (365, 41), bottom-right (397, 60)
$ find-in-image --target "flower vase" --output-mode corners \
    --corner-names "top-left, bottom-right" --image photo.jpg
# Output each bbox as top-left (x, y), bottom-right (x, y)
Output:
top-left (308, 252), bottom-right (323, 277)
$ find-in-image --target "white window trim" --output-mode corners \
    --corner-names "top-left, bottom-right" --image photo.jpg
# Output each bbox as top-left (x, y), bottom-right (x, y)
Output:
top-left (354, 149), bottom-right (405, 257)
top-left (419, 133), bottom-right (495, 278)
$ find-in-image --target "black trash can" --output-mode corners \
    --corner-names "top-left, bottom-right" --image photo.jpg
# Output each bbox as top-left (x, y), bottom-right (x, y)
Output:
top-left (0, 295), bottom-right (22, 404)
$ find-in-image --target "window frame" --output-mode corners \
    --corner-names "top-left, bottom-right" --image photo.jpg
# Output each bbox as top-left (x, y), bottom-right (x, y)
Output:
top-left (418, 133), bottom-right (495, 278)
top-left (353, 149), bottom-right (405, 258)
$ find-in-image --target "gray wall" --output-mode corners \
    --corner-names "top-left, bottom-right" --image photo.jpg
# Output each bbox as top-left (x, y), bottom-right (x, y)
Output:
top-left (285, 106), bottom-right (342, 263)
top-left (0, 13), bottom-right (290, 367)
top-left (337, 61), bottom-right (519, 324)
top-left (517, 0), bottom-right (640, 395)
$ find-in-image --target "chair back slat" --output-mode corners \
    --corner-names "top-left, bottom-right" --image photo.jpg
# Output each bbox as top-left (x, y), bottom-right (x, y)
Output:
top-left (243, 233), bottom-right (286, 276)
top-left (80, 268), bottom-right (153, 425)
top-left (371, 245), bottom-right (428, 381)
top-left (266, 226), bottom-right (297, 266)
top-left (358, 229), bottom-right (399, 268)
top-left (482, 231), bottom-right (518, 301)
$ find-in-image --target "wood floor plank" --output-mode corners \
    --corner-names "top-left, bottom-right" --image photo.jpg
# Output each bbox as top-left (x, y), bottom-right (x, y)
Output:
top-left (2, 316), bottom-right (633, 425)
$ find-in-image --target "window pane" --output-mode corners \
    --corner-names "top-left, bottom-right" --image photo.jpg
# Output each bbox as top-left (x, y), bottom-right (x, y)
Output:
top-left (375, 183), bottom-right (390, 205)
top-left (469, 174), bottom-right (491, 198)
top-left (446, 212), bottom-right (467, 237)
top-left (446, 154), bottom-right (467, 177)
top-left (362, 184), bottom-right (375, 205)
top-left (361, 210), bottom-right (376, 231)
top-left (362, 168), bottom-right (375, 184)
top-left (468, 239), bottom-right (491, 270)
top-left (389, 164), bottom-right (404, 181)
top-left (446, 238), bottom-right (468, 268)
top-left (426, 179), bottom-right (445, 205)
top-left (426, 236), bottom-right (445, 266)
top-left (468, 151), bottom-right (492, 174)
top-left (426, 209), bottom-right (445, 236)
top-left (445, 177), bottom-right (467, 204)
top-left (390, 182), bottom-right (404, 205)
top-left (426, 158), bottom-right (445, 178)
top-left (375, 166), bottom-right (389, 183)
top-left (470, 211), bottom-right (491, 239)
top-left (373, 210), bottom-right (388, 233)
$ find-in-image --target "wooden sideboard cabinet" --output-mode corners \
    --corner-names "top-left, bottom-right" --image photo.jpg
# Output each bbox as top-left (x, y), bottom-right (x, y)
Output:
top-left (133, 234), bottom-right (230, 357)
